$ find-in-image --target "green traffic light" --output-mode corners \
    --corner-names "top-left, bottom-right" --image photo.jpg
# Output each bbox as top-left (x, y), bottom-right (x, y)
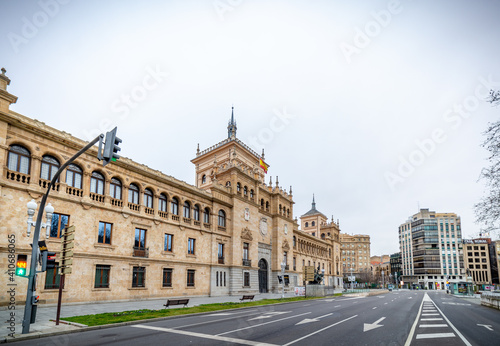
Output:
top-left (16, 267), bottom-right (26, 276)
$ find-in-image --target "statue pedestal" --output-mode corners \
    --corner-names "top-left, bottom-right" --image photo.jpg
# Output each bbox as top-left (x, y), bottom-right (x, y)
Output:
top-left (306, 284), bottom-right (325, 297)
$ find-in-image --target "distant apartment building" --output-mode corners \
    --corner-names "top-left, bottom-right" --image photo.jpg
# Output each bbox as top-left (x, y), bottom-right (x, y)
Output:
top-left (340, 233), bottom-right (371, 278)
top-left (390, 252), bottom-right (402, 281)
top-left (463, 238), bottom-right (493, 286)
top-left (398, 209), bottom-right (464, 289)
top-left (370, 255), bottom-right (391, 286)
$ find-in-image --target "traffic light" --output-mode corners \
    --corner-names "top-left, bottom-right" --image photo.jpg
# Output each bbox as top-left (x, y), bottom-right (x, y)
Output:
top-left (284, 275), bottom-right (290, 286)
top-left (16, 254), bottom-right (28, 276)
top-left (277, 275), bottom-right (283, 284)
top-left (102, 127), bottom-right (122, 166)
top-left (32, 295), bottom-right (39, 304)
top-left (42, 252), bottom-right (56, 271)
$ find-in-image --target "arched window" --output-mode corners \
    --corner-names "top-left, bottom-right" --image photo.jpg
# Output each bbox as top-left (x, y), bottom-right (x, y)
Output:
top-left (90, 172), bottom-right (105, 195)
top-left (41, 155), bottom-right (60, 181)
top-left (250, 189), bottom-right (254, 198)
top-left (218, 210), bottom-right (226, 227)
top-left (321, 233), bottom-right (325, 240)
top-left (193, 204), bottom-right (200, 221)
top-left (279, 205), bottom-right (282, 214)
top-left (312, 221), bottom-right (315, 227)
top-left (202, 175), bottom-right (206, 184)
top-left (261, 199), bottom-right (264, 208)
top-left (159, 193), bottom-right (167, 212)
top-left (244, 186), bottom-right (248, 195)
top-left (171, 197), bottom-right (179, 215)
top-left (237, 183), bottom-right (241, 192)
top-left (287, 208), bottom-right (290, 217)
top-left (144, 188), bottom-right (153, 208)
top-left (128, 184), bottom-right (139, 204)
top-left (66, 164), bottom-right (82, 189)
top-left (293, 236), bottom-right (296, 247)
top-left (110, 178), bottom-right (122, 199)
top-left (183, 201), bottom-right (191, 218)
top-left (203, 207), bottom-right (210, 223)
top-left (305, 222), bottom-right (309, 227)
top-left (8, 145), bottom-right (31, 174)
top-left (265, 201), bottom-right (269, 211)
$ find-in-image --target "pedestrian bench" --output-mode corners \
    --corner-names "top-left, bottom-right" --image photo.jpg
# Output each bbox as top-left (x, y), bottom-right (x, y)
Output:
top-left (240, 295), bottom-right (255, 302)
top-left (164, 299), bottom-right (189, 308)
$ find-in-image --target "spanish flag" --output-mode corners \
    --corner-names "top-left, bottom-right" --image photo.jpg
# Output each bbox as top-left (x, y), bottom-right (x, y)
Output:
top-left (259, 159), bottom-right (268, 173)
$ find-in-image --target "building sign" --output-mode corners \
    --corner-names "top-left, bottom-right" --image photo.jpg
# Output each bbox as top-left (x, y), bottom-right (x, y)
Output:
top-left (463, 239), bottom-right (490, 244)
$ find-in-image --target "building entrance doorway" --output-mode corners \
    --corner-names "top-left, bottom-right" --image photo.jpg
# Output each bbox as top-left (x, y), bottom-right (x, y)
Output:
top-left (258, 259), bottom-right (268, 293)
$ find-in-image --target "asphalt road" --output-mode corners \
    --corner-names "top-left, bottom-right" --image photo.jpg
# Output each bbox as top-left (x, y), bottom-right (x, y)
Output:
top-left (11, 290), bottom-right (500, 346)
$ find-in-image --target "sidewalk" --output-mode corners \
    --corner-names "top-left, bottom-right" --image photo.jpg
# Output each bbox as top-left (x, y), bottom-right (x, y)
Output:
top-left (1, 291), bottom-right (305, 342)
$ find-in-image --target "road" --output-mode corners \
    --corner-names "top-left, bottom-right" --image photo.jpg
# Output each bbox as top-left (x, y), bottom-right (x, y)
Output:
top-left (11, 290), bottom-right (500, 346)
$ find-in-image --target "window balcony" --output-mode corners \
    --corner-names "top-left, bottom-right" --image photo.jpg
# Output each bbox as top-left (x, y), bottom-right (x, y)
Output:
top-left (145, 207), bottom-right (154, 215)
top-left (39, 178), bottom-right (60, 191)
top-left (66, 186), bottom-right (83, 197)
top-left (218, 256), bottom-right (224, 264)
top-left (203, 223), bottom-right (211, 230)
top-left (158, 210), bottom-right (168, 219)
top-left (90, 192), bottom-right (105, 203)
top-left (128, 202), bottom-right (140, 212)
top-left (242, 259), bottom-right (251, 267)
top-left (133, 247), bottom-right (148, 258)
top-left (172, 215), bottom-right (180, 221)
top-left (110, 197), bottom-right (123, 207)
top-left (183, 217), bottom-right (191, 224)
top-left (218, 226), bottom-right (226, 232)
top-left (194, 220), bottom-right (201, 226)
top-left (6, 169), bottom-right (30, 184)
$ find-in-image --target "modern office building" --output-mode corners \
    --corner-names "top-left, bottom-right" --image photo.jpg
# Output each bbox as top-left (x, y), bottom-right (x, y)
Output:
top-left (399, 209), bottom-right (465, 289)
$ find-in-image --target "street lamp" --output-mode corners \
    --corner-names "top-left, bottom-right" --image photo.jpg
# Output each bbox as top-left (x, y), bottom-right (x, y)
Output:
top-left (280, 260), bottom-right (286, 299)
top-left (26, 199), bottom-right (54, 238)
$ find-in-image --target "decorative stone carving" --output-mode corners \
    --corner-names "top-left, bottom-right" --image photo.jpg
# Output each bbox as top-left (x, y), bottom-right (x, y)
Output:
top-left (259, 218), bottom-right (268, 236)
top-left (241, 227), bottom-right (253, 241)
top-left (282, 240), bottom-right (290, 251)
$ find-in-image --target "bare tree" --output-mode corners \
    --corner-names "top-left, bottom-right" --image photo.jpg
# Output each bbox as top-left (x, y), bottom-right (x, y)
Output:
top-left (475, 90), bottom-right (500, 238)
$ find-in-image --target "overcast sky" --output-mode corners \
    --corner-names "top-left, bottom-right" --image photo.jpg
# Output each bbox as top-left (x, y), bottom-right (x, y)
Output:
top-left (2, 0), bottom-right (499, 255)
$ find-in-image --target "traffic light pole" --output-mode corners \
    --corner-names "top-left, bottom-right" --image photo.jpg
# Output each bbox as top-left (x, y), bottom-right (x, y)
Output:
top-left (22, 134), bottom-right (103, 334)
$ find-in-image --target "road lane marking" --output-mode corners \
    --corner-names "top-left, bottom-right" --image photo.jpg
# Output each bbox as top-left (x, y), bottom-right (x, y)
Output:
top-left (283, 315), bottom-right (358, 346)
top-left (477, 324), bottom-right (493, 331)
top-left (131, 325), bottom-right (278, 346)
top-left (416, 333), bottom-right (455, 339)
top-left (419, 324), bottom-right (448, 328)
top-left (248, 311), bottom-right (290, 321)
top-left (295, 313), bottom-right (333, 325)
top-left (404, 293), bottom-right (428, 346)
top-left (421, 313), bottom-right (439, 316)
top-left (170, 311), bottom-right (264, 330)
top-left (363, 317), bottom-right (385, 332)
top-left (217, 312), bottom-right (311, 336)
top-left (372, 307), bottom-right (377, 310)
top-left (334, 305), bottom-right (341, 308)
top-left (421, 318), bottom-right (443, 321)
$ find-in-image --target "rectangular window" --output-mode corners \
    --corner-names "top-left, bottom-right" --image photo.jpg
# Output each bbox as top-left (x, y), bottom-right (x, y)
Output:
top-left (244, 272), bottom-right (250, 287)
top-left (44, 264), bottom-right (62, 289)
top-left (135, 228), bottom-right (146, 249)
top-left (98, 222), bottom-right (112, 244)
top-left (243, 242), bottom-right (249, 260)
top-left (187, 269), bottom-right (195, 287)
top-left (188, 238), bottom-right (195, 255)
top-left (50, 213), bottom-right (69, 238)
top-left (162, 268), bottom-right (172, 287)
top-left (94, 265), bottom-right (110, 288)
top-left (218, 243), bottom-right (224, 262)
top-left (164, 234), bottom-right (173, 252)
top-left (132, 266), bottom-right (145, 287)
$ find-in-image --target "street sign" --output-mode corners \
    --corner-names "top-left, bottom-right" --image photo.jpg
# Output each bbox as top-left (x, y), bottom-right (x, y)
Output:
top-left (304, 266), bottom-right (315, 281)
top-left (348, 276), bottom-right (356, 282)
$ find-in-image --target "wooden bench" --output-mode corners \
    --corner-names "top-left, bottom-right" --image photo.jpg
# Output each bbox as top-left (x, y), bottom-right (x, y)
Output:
top-left (164, 299), bottom-right (189, 308)
top-left (239, 295), bottom-right (255, 302)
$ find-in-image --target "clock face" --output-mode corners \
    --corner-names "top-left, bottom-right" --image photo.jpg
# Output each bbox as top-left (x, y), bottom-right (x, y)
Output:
top-left (260, 218), bottom-right (268, 236)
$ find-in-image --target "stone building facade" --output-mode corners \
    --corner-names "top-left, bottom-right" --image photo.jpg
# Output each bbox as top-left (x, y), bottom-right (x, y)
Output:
top-left (0, 70), bottom-right (342, 305)
top-left (340, 233), bottom-right (371, 279)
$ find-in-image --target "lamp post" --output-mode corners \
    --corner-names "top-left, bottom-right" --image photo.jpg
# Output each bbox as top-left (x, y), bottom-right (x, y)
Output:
top-left (381, 270), bottom-right (385, 289)
top-left (26, 200), bottom-right (54, 238)
top-left (280, 260), bottom-right (286, 299)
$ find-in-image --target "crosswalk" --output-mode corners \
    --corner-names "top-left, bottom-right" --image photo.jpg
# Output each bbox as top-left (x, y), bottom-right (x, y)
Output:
top-left (410, 294), bottom-right (471, 346)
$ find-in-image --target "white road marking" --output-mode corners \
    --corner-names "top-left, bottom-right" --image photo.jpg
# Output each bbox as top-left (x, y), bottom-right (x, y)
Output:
top-left (477, 324), bottom-right (493, 331)
top-left (283, 315), bottom-right (358, 346)
top-left (363, 317), bottom-right (385, 332)
top-left (295, 313), bottom-right (333, 325)
top-left (416, 333), bottom-right (456, 339)
top-left (248, 311), bottom-right (290, 321)
top-left (442, 302), bottom-right (471, 306)
top-left (427, 296), bottom-right (472, 346)
top-left (372, 307), bottom-right (377, 310)
top-left (131, 325), bottom-right (278, 346)
top-left (218, 312), bottom-right (311, 336)
top-left (421, 318), bottom-right (443, 321)
top-left (421, 313), bottom-right (440, 316)
top-left (334, 305), bottom-right (341, 308)
top-left (323, 299), bottom-right (335, 302)
top-left (419, 324), bottom-right (448, 328)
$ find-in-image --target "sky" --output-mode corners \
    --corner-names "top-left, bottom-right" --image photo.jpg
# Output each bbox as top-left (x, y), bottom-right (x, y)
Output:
top-left (1, 0), bottom-right (499, 256)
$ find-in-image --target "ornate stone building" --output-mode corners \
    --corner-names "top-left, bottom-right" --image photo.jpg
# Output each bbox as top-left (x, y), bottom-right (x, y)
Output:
top-left (0, 70), bottom-right (343, 305)
top-left (340, 233), bottom-right (371, 279)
